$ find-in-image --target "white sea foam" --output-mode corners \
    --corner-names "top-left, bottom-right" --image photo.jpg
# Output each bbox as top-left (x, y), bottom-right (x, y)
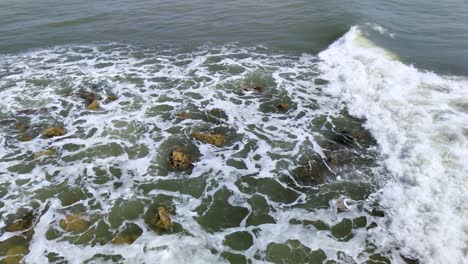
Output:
top-left (319, 26), bottom-right (468, 263)
top-left (365, 23), bottom-right (396, 38)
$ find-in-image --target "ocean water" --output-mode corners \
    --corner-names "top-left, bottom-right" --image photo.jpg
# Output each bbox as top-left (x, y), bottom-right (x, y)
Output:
top-left (0, 1), bottom-right (467, 263)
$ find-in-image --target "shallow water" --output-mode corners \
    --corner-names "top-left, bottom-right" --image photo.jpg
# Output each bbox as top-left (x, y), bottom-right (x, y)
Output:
top-left (0, 1), bottom-right (467, 263)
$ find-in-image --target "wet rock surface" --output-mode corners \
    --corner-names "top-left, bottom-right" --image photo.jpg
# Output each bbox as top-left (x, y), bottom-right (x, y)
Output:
top-left (86, 99), bottom-right (100, 110)
top-left (111, 223), bottom-right (143, 245)
top-left (104, 95), bottom-right (118, 104)
top-left (277, 103), bottom-right (289, 111)
top-left (191, 132), bottom-right (225, 147)
top-left (59, 213), bottom-right (90, 234)
top-left (33, 148), bottom-right (56, 159)
top-left (150, 206), bottom-right (172, 231)
top-left (42, 127), bottom-right (65, 138)
top-left (169, 150), bottom-right (193, 171)
top-left (5, 213), bottom-right (34, 233)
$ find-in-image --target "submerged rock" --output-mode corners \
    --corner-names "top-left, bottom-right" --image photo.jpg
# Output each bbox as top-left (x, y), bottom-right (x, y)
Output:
top-left (294, 166), bottom-right (325, 185)
top-left (277, 103), bottom-right (289, 111)
top-left (3, 245), bottom-right (29, 264)
top-left (59, 213), bottom-right (90, 234)
top-left (191, 132), bottom-right (225, 147)
top-left (15, 123), bottom-right (33, 142)
top-left (111, 232), bottom-right (140, 245)
top-left (17, 133), bottom-right (33, 142)
top-left (15, 123), bottom-right (29, 132)
top-left (33, 148), bottom-right (56, 159)
top-left (332, 130), bottom-right (355, 145)
top-left (17, 107), bottom-right (48, 115)
top-left (151, 206), bottom-right (172, 231)
top-left (104, 95), bottom-right (118, 104)
top-left (176, 112), bottom-right (192, 119)
top-left (86, 99), bottom-right (100, 110)
top-left (169, 150), bottom-right (193, 171)
top-left (111, 224), bottom-right (143, 245)
top-left (42, 127), bottom-right (65, 138)
top-left (0, 119), bottom-right (16, 126)
top-left (76, 90), bottom-right (101, 105)
top-left (5, 212), bottom-right (34, 232)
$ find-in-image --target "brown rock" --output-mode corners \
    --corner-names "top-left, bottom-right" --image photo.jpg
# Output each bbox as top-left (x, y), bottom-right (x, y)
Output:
top-left (191, 132), bottom-right (225, 147)
top-left (277, 103), bottom-right (289, 111)
top-left (86, 100), bottom-right (100, 110)
top-left (104, 95), bottom-right (118, 104)
top-left (176, 112), bottom-right (191, 119)
top-left (5, 213), bottom-right (34, 232)
top-left (169, 150), bottom-right (193, 171)
top-left (151, 207), bottom-right (172, 231)
top-left (42, 127), bottom-right (65, 138)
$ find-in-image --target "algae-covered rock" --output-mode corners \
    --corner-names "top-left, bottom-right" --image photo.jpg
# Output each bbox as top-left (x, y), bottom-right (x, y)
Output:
top-left (223, 231), bottom-right (253, 251)
top-left (111, 224), bottom-right (143, 245)
top-left (34, 148), bottom-right (56, 159)
top-left (5, 213), bottom-right (34, 232)
top-left (17, 133), bottom-right (33, 142)
top-left (87, 100), bottom-right (100, 110)
top-left (277, 103), bottom-right (289, 111)
top-left (59, 213), bottom-right (90, 233)
top-left (331, 218), bottom-right (353, 241)
top-left (42, 127), bottom-right (65, 138)
top-left (3, 245), bottom-right (29, 264)
top-left (265, 240), bottom-right (327, 264)
top-left (104, 95), bottom-right (118, 104)
top-left (169, 150), bottom-right (193, 171)
top-left (191, 132), bottom-right (225, 147)
top-left (151, 207), bottom-right (172, 231)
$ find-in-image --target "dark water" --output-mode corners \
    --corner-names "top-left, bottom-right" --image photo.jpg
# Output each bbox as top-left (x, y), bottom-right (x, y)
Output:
top-left (1, 0), bottom-right (467, 74)
top-left (0, 1), bottom-right (467, 263)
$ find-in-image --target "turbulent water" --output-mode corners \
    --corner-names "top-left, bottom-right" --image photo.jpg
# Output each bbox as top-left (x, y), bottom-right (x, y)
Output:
top-left (0, 1), bottom-right (468, 264)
